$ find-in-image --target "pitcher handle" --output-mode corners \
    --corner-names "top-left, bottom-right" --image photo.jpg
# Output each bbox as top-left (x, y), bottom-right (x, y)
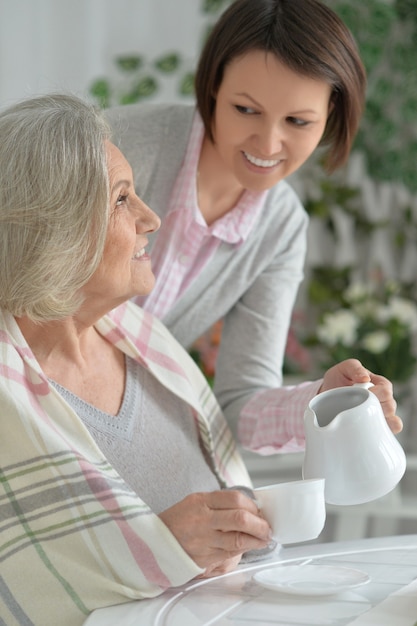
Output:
top-left (353, 382), bottom-right (373, 390)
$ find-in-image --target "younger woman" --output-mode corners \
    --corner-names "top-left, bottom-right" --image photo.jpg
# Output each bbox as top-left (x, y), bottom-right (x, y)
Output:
top-left (107, 0), bottom-right (400, 452)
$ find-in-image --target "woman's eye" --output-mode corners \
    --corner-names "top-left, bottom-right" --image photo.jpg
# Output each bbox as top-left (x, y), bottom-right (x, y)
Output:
top-left (235, 105), bottom-right (257, 115)
top-left (287, 116), bottom-right (309, 127)
top-left (116, 194), bottom-right (128, 206)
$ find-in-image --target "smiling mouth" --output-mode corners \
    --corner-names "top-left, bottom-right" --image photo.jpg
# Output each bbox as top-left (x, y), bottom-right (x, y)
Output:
top-left (243, 151), bottom-right (281, 168)
top-left (132, 249), bottom-right (145, 259)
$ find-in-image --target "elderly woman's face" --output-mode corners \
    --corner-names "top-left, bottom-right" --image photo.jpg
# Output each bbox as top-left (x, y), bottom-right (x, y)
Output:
top-left (83, 142), bottom-right (160, 310)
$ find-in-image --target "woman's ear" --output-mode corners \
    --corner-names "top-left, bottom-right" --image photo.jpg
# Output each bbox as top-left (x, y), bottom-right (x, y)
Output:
top-left (327, 96), bottom-right (335, 117)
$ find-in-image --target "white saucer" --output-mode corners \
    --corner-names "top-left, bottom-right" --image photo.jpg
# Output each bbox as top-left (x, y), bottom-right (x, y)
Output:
top-left (253, 564), bottom-right (370, 596)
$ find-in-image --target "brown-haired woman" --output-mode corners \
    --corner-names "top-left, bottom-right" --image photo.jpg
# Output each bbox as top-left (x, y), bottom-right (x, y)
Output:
top-left (107, 0), bottom-right (401, 454)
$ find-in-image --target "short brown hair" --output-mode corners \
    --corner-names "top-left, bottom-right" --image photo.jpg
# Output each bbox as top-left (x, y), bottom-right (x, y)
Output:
top-left (195, 0), bottom-right (366, 172)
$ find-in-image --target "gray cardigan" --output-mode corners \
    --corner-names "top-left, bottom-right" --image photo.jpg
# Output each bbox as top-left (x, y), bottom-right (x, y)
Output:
top-left (106, 103), bottom-right (309, 435)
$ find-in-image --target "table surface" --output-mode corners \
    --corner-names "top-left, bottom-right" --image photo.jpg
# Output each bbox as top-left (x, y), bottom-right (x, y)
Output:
top-left (84, 534), bottom-right (417, 626)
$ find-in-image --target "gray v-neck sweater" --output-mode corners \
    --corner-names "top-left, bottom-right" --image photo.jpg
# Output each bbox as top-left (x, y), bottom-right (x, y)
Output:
top-left (50, 356), bottom-right (220, 514)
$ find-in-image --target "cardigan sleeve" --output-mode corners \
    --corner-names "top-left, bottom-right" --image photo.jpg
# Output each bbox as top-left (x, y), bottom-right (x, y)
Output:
top-left (212, 183), bottom-right (311, 444)
top-left (237, 379), bottom-right (323, 453)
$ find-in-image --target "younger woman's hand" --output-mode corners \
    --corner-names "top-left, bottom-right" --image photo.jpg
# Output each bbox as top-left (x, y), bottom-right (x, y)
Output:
top-left (320, 358), bottom-right (402, 434)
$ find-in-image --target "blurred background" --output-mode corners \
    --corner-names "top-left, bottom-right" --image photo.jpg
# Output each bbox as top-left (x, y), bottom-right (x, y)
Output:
top-left (0, 0), bottom-right (201, 107)
top-left (1, 0), bottom-right (417, 542)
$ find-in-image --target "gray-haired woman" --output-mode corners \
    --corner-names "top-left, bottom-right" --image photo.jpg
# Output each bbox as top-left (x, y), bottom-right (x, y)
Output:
top-left (0, 93), bottom-right (271, 626)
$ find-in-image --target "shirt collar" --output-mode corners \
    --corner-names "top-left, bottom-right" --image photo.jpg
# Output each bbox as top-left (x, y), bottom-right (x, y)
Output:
top-left (179, 111), bottom-right (268, 245)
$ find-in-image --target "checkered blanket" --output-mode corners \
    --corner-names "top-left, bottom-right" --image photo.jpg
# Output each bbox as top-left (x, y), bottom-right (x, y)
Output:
top-left (0, 302), bottom-right (251, 625)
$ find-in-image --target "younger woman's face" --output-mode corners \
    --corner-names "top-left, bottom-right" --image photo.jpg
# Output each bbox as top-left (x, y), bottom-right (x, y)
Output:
top-left (211, 49), bottom-right (332, 191)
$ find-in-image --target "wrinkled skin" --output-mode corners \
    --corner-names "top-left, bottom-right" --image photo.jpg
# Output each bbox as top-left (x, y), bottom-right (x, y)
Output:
top-left (159, 489), bottom-right (270, 578)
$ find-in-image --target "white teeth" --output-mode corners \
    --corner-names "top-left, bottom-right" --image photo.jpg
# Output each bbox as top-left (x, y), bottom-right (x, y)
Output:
top-left (244, 152), bottom-right (280, 168)
top-left (132, 249), bottom-right (145, 259)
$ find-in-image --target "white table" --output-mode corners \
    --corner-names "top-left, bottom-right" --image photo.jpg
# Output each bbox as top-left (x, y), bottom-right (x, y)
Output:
top-left (84, 534), bottom-right (417, 626)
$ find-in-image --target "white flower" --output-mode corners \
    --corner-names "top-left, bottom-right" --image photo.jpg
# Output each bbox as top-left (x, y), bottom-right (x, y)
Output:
top-left (381, 297), bottom-right (417, 330)
top-left (317, 309), bottom-right (359, 347)
top-left (385, 279), bottom-right (402, 297)
top-left (354, 298), bottom-right (382, 320)
top-left (344, 282), bottom-right (372, 304)
top-left (361, 330), bottom-right (390, 354)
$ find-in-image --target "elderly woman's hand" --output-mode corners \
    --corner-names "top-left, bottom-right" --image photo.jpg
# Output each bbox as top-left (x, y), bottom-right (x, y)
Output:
top-left (159, 489), bottom-right (271, 576)
top-left (319, 358), bottom-right (402, 434)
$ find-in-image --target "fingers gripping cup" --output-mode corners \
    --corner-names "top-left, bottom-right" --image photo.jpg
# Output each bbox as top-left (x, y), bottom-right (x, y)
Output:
top-left (254, 479), bottom-right (326, 544)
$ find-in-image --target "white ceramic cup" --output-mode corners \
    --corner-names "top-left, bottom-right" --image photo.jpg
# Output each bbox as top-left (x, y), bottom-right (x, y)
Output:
top-left (254, 478), bottom-right (326, 544)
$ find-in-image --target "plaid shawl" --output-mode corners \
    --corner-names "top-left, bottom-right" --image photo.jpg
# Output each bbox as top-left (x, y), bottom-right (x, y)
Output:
top-left (0, 302), bottom-right (251, 626)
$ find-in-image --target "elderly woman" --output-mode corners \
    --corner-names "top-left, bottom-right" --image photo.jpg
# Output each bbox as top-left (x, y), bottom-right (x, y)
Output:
top-left (0, 94), bottom-right (271, 626)
top-left (0, 94), bottom-right (401, 626)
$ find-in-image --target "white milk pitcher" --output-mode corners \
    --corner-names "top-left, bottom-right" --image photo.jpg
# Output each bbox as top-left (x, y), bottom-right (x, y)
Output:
top-left (302, 383), bottom-right (406, 505)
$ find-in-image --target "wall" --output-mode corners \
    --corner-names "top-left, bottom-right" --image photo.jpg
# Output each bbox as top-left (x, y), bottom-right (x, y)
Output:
top-left (0, 0), bottom-right (201, 108)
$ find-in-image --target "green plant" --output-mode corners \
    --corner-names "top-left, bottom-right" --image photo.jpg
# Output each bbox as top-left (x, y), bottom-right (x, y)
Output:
top-left (89, 0), bottom-right (234, 109)
top-left (304, 271), bottom-right (417, 382)
top-left (327, 0), bottom-right (417, 191)
top-left (90, 52), bottom-right (194, 108)
top-left (303, 173), bottom-right (384, 239)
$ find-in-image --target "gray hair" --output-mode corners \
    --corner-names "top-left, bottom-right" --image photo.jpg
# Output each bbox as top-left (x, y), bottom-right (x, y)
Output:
top-left (0, 93), bottom-right (111, 321)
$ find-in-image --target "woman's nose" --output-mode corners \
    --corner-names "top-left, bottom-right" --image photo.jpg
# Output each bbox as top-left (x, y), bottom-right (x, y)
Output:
top-left (136, 197), bottom-right (161, 233)
top-left (257, 122), bottom-right (284, 156)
